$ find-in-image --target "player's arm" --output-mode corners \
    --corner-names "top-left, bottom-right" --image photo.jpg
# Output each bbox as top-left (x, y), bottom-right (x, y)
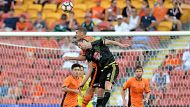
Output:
top-left (79, 61), bottom-right (93, 88)
top-left (144, 79), bottom-right (151, 103)
top-left (121, 79), bottom-right (131, 107)
top-left (62, 86), bottom-right (80, 94)
top-left (104, 39), bottom-right (130, 48)
top-left (63, 55), bottom-right (86, 61)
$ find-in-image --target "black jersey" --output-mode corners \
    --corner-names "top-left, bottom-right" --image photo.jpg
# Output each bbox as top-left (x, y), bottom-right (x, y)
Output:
top-left (85, 39), bottom-right (115, 69)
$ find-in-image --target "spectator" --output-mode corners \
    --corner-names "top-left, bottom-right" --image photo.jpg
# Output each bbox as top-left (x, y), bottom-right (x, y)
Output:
top-left (114, 15), bottom-right (130, 32)
top-left (90, 0), bottom-right (105, 23)
top-left (163, 49), bottom-right (182, 71)
top-left (151, 67), bottom-right (170, 92)
top-left (8, 80), bottom-right (24, 100)
top-left (3, 0), bottom-right (15, 13)
top-left (107, 0), bottom-right (120, 21)
top-left (0, 1), bottom-right (3, 11)
top-left (139, 0), bottom-right (149, 18)
top-left (122, 0), bottom-right (132, 18)
top-left (128, 7), bottom-right (140, 31)
top-left (33, 13), bottom-right (47, 31)
top-left (0, 79), bottom-right (10, 98)
top-left (3, 10), bottom-right (19, 31)
top-left (182, 46), bottom-right (190, 76)
top-left (31, 75), bottom-right (45, 102)
top-left (68, 12), bottom-right (79, 31)
top-left (165, 0), bottom-right (183, 31)
top-left (16, 15), bottom-right (28, 31)
top-left (153, 0), bottom-right (168, 23)
top-left (0, 11), bottom-right (3, 29)
top-left (53, 14), bottom-right (70, 32)
top-left (81, 13), bottom-right (95, 31)
top-left (140, 7), bottom-right (157, 31)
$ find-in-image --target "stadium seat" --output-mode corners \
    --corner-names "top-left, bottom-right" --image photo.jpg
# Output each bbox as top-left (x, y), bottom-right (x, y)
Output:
top-left (117, 0), bottom-right (126, 9)
top-left (163, 0), bottom-right (173, 8)
top-left (1, 98), bottom-right (17, 104)
top-left (14, 5), bottom-right (27, 16)
top-left (43, 12), bottom-right (62, 29)
top-left (18, 98), bottom-right (33, 104)
top-left (27, 4), bottom-right (42, 13)
top-left (131, 0), bottom-right (142, 9)
top-left (101, 0), bottom-right (110, 9)
top-left (28, 12), bottom-right (38, 21)
top-left (43, 4), bottom-right (57, 13)
top-left (180, 5), bottom-right (190, 23)
top-left (156, 21), bottom-right (172, 31)
top-left (23, 0), bottom-right (35, 5)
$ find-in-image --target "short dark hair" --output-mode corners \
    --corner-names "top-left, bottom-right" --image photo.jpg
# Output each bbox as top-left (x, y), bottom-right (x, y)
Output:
top-left (71, 63), bottom-right (81, 70)
top-left (77, 27), bottom-right (87, 35)
top-left (135, 65), bottom-right (143, 72)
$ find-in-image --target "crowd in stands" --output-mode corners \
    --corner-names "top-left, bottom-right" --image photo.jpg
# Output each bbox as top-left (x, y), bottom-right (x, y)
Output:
top-left (0, 0), bottom-right (189, 32)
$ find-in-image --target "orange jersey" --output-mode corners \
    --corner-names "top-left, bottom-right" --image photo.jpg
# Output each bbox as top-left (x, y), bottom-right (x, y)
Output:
top-left (153, 6), bottom-right (168, 21)
top-left (123, 77), bottom-right (150, 107)
top-left (62, 75), bottom-right (82, 107)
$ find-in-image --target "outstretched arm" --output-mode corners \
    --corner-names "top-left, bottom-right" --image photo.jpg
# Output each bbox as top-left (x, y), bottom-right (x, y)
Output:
top-left (79, 62), bottom-right (93, 88)
top-left (63, 55), bottom-right (86, 61)
top-left (104, 39), bottom-right (130, 48)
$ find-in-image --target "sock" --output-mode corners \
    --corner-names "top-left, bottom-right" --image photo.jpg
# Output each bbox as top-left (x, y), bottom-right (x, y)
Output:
top-left (96, 97), bottom-right (103, 107)
top-left (82, 93), bottom-right (94, 107)
top-left (101, 90), bottom-right (111, 107)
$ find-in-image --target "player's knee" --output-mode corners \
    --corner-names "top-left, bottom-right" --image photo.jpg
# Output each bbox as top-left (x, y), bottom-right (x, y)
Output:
top-left (105, 81), bottom-right (112, 90)
top-left (97, 88), bottom-right (104, 97)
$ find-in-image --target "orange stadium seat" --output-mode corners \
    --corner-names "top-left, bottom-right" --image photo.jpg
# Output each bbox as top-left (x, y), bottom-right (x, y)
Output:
top-left (14, 5), bottom-right (27, 16)
top-left (131, 0), bottom-right (143, 9)
top-left (117, 0), bottom-right (126, 9)
top-left (156, 21), bottom-right (172, 31)
top-left (43, 12), bottom-right (61, 29)
top-left (23, 0), bottom-right (35, 5)
top-left (163, 0), bottom-right (173, 9)
top-left (43, 4), bottom-right (57, 13)
top-left (101, 0), bottom-right (110, 9)
top-left (18, 98), bottom-right (33, 104)
top-left (27, 4), bottom-right (42, 13)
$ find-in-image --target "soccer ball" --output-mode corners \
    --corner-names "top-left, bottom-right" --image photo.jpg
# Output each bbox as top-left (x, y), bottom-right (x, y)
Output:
top-left (61, 1), bottom-right (73, 13)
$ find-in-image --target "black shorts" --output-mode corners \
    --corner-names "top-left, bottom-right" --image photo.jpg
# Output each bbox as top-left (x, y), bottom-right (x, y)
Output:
top-left (99, 63), bottom-right (119, 89)
top-left (89, 65), bottom-right (101, 88)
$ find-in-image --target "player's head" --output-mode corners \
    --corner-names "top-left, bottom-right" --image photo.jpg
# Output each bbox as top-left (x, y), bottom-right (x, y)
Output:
top-left (77, 39), bottom-right (92, 50)
top-left (75, 27), bottom-right (87, 40)
top-left (134, 65), bottom-right (144, 79)
top-left (71, 63), bottom-right (81, 77)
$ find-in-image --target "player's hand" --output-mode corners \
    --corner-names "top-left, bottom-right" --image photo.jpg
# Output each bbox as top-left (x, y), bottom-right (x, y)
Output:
top-left (123, 100), bottom-right (127, 107)
top-left (143, 98), bottom-right (149, 103)
top-left (79, 83), bottom-right (85, 89)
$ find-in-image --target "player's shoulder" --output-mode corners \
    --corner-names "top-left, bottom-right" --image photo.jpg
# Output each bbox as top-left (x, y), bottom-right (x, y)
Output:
top-left (127, 77), bottom-right (136, 82)
top-left (142, 78), bottom-right (150, 83)
top-left (84, 36), bottom-right (96, 42)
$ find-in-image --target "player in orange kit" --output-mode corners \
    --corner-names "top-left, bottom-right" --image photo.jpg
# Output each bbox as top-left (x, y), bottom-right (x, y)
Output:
top-left (121, 65), bottom-right (150, 107)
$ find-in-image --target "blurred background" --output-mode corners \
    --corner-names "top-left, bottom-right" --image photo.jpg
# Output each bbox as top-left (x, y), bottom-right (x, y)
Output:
top-left (0, 0), bottom-right (190, 107)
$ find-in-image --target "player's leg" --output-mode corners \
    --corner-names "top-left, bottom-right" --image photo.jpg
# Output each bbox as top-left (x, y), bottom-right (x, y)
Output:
top-left (101, 64), bottom-right (119, 107)
top-left (82, 65), bottom-right (99, 107)
top-left (96, 88), bottom-right (104, 107)
top-left (82, 87), bottom-right (95, 107)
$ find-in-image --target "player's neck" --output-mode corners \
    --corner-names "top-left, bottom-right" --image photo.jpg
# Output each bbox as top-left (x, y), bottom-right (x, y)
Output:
top-left (135, 77), bottom-right (142, 81)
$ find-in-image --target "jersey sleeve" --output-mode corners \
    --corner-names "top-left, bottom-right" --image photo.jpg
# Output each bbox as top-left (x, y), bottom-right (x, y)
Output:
top-left (63, 76), bottom-right (71, 87)
top-left (144, 79), bottom-right (150, 93)
top-left (91, 39), bottom-right (105, 47)
top-left (123, 78), bottom-right (131, 90)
